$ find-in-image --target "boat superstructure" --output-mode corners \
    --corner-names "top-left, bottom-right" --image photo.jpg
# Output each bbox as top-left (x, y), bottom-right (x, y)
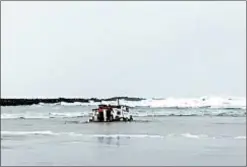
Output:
top-left (89, 104), bottom-right (133, 122)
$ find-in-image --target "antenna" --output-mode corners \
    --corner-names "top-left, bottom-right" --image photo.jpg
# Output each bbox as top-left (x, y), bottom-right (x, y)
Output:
top-left (152, 109), bottom-right (154, 120)
top-left (117, 98), bottom-right (120, 106)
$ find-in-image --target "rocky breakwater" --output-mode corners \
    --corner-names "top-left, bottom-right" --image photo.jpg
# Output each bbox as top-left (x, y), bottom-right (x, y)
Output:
top-left (0, 97), bottom-right (144, 106)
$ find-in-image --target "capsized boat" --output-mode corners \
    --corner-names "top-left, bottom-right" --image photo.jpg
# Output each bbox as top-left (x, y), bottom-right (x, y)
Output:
top-left (88, 104), bottom-right (133, 122)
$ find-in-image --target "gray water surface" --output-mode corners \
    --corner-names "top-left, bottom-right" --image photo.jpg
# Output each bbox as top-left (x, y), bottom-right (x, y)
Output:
top-left (1, 106), bottom-right (246, 166)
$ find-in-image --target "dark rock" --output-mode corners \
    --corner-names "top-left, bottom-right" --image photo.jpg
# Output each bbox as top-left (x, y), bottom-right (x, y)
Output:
top-left (0, 97), bottom-right (145, 106)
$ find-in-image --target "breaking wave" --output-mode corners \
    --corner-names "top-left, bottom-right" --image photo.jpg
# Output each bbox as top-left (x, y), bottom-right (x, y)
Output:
top-left (1, 131), bottom-right (245, 140)
top-left (1, 96), bottom-right (245, 119)
top-left (51, 96), bottom-right (246, 109)
top-left (1, 108), bottom-right (245, 120)
top-left (3, 96), bottom-right (245, 109)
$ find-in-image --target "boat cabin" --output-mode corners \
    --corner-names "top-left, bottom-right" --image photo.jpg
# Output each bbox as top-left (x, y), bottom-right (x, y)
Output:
top-left (89, 104), bottom-right (133, 122)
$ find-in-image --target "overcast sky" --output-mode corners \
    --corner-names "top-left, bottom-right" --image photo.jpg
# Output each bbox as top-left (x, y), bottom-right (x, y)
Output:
top-left (1, 1), bottom-right (246, 98)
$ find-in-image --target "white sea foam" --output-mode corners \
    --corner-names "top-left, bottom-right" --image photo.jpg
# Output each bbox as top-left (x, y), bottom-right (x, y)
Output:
top-left (1, 112), bottom-right (87, 119)
top-left (2, 96), bottom-right (244, 109)
top-left (1, 131), bottom-right (163, 138)
top-left (1, 131), bottom-right (245, 140)
top-left (48, 112), bottom-right (87, 117)
top-left (181, 133), bottom-right (209, 139)
top-left (1, 113), bottom-right (50, 119)
top-left (234, 136), bottom-right (246, 140)
top-left (1, 131), bottom-right (56, 136)
top-left (55, 96), bottom-right (246, 109)
top-left (1, 96), bottom-right (245, 119)
top-left (1, 111), bottom-right (244, 120)
top-left (1, 109), bottom-right (245, 120)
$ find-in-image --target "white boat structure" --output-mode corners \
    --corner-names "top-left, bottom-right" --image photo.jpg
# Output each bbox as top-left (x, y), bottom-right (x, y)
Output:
top-left (88, 102), bottom-right (133, 122)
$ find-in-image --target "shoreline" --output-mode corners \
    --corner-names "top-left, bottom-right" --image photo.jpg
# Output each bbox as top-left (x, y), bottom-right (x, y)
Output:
top-left (0, 97), bottom-right (145, 106)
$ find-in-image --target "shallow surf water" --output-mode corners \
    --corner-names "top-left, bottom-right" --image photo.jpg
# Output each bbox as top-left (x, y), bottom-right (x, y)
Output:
top-left (1, 105), bottom-right (246, 166)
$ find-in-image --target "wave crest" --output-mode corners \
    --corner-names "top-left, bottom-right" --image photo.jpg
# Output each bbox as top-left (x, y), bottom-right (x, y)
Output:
top-left (1, 131), bottom-right (245, 140)
top-left (42, 96), bottom-right (246, 109)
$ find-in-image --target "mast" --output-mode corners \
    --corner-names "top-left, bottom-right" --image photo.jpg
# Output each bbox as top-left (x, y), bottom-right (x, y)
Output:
top-left (117, 98), bottom-right (120, 106)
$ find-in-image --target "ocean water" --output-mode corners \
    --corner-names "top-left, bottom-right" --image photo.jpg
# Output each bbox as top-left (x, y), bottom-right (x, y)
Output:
top-left (1, 97), bottom-right (246, 166)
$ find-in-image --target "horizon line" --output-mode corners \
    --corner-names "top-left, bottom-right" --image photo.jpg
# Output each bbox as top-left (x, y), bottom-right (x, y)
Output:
top-left (1, 95), bottom-right (246, 99)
